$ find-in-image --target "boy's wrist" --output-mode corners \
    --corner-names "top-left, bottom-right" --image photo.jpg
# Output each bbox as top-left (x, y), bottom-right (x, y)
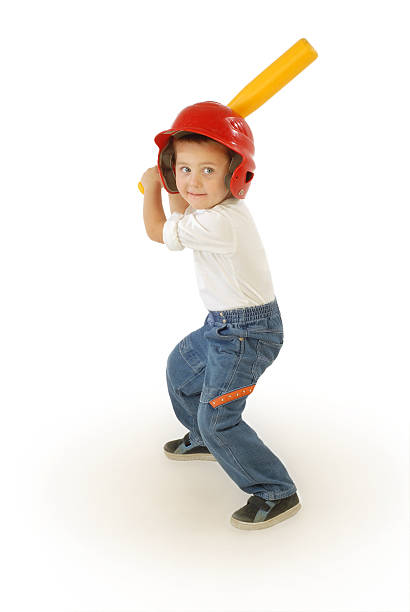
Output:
top-left (143, 182), bottom-right (162, 195)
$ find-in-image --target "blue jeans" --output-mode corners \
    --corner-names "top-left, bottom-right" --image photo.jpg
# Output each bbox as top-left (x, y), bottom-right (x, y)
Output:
top-left (165, 299), bottom-right (297, 501)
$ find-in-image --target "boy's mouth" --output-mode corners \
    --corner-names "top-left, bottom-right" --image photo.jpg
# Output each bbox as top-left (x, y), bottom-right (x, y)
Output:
top-left (188, 192), bottom-right (206, 197)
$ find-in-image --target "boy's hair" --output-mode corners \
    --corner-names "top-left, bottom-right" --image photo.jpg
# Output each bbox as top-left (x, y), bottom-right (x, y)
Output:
top-left (170, 132), bottom-right (235, 165)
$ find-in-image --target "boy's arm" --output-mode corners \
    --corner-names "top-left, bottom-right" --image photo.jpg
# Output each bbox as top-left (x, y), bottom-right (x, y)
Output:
top-left (141, 167), bottom-right (166, 243)
top-left (143, 184), bottom-right (166, 243)
top-left (168, 192), bottom-right (190, 215)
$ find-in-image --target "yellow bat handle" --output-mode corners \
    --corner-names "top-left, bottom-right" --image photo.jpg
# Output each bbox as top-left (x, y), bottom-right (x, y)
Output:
top-left (228, 38), bottom-right (318, 118)
top-left (138, 181), bottom-right (144, 194)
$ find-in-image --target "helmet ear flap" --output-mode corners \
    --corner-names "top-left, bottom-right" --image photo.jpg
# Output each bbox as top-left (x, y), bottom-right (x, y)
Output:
top-left (225, 153), bottom-right (242, 191)
top-left (159, 141), bottom-right (178, 192)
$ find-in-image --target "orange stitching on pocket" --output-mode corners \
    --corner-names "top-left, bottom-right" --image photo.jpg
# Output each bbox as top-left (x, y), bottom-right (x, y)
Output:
top-left (209, 384), bottom-right (256, 408)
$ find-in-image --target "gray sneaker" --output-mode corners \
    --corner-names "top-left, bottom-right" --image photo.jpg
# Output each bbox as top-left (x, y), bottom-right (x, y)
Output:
top-left (231, 493), bottom-right (301, 530)
top-left (163, 432), bottom-right (217, 461)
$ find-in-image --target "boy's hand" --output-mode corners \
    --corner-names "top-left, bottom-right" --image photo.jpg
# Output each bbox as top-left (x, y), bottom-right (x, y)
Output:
top-left (140, 166), bottom-right (162, 192)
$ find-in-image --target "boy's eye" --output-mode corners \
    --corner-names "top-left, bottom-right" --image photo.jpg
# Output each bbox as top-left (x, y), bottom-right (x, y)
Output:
top-left (179, 166), bottom-right (214, 175)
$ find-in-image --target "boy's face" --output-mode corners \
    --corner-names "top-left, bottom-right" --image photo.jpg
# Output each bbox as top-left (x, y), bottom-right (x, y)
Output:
top-left (173, 140), bottom-right (231, 209)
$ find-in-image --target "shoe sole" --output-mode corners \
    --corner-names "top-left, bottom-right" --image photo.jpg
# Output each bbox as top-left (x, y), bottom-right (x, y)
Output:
top-left (163, 449), bottom-right (217, 461)
top-left (230, 502), bottom-right (302, 530)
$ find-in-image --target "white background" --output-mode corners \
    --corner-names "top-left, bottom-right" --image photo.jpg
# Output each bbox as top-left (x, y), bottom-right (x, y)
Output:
top-left (0, 1), bottom-right (409, 611)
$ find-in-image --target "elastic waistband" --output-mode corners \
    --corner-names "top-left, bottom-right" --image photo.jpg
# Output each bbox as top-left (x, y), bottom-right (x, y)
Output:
top-left (207, 300), bottom-right (279, 325)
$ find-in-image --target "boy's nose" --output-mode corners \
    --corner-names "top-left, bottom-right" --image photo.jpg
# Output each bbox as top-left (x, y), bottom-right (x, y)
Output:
top-left (188, 172), bottom-right (202, 188)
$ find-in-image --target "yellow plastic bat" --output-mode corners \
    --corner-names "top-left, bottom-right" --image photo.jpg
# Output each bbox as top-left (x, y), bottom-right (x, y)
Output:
top-left (138, 38), bottom-right (317, 194)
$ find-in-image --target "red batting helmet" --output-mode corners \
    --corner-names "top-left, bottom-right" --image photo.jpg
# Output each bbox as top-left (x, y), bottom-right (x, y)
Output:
top-left (154, 101), bottom-right (255, 199)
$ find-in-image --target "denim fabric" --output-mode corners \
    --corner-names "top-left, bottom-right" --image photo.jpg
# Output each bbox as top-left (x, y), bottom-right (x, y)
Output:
top-left (165, 299), bottom-right (297, 501)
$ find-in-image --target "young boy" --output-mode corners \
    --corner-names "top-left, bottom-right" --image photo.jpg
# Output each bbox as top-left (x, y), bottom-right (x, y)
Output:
top-left (140, 101), bottom-right (300, 530)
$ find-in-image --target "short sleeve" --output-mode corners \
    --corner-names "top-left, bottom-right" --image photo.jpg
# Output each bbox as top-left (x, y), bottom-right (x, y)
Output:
top-left (163, 209), bottom-right (236, 254)
top-left (163, 211), bottom-right (185, 251)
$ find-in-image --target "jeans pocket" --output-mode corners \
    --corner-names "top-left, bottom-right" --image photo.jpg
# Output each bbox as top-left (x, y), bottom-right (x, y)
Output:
top-left (178, 334), bottom-right (206, 374)
top-left (252, 338), bottom-right (282, 381)
top-left (247, 327), bottom-right (284, 348)
top-left (214, 323), bottom-right (244, 355)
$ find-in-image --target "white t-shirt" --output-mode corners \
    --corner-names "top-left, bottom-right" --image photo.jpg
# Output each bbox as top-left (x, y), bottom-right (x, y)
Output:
top-left (162, 197), bottom-right (275, 311)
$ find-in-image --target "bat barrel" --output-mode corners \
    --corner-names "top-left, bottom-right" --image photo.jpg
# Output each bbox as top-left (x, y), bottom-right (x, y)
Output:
top-left (228, 38), bottom-right (318, 118)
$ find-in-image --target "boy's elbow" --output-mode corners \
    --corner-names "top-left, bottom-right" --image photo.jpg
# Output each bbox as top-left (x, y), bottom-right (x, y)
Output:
top-left (148, 223), bottom-right (165, 243)
top-left (150, 234), bottom-right (164, 244)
